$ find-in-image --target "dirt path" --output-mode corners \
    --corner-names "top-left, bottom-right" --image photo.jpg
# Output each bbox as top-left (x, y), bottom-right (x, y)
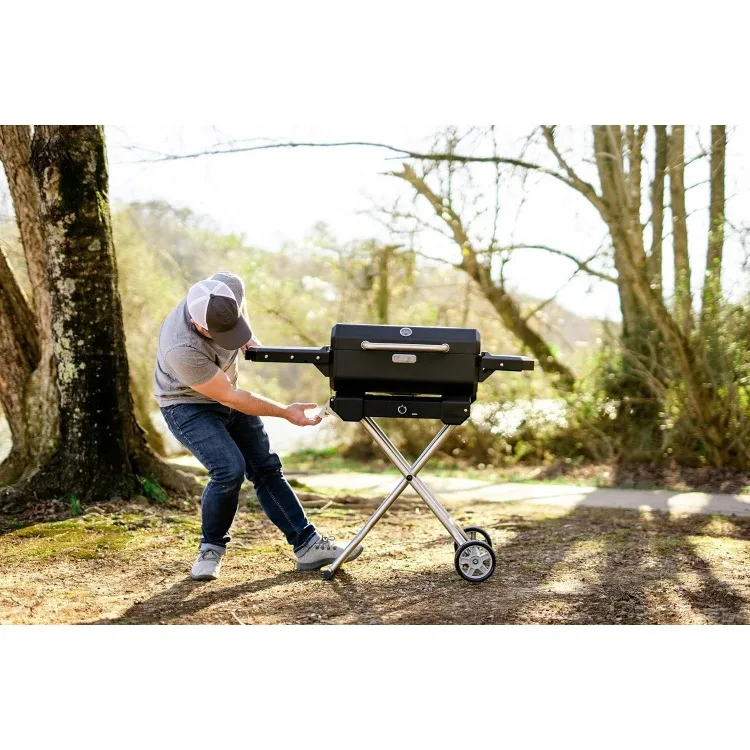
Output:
top-left (3, 490), bottom-right (750, 625)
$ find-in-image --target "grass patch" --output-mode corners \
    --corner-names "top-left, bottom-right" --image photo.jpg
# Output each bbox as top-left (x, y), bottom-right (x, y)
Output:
top-left (62, 494), bottom-right (82, 516)
top-left (7, 516), bottom-right (138, 561)
top-left (5, 511), bottom-right (209, 562)
top-left (245, 490), bottom-right (260, 510)
top-left (163, 516), bottom-right (202, 534)
top-left (287, 478), bottom-right (318, 493)
top-left (602, 527), bottom-right (638, 548)
top-left (233, 543), bottom-right (279, 556)
top-left (137, 475), bottom-right (169, 504)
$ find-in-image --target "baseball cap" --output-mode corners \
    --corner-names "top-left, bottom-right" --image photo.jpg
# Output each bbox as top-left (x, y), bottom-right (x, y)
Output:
top-left (186, 277), bottom-right (252, 350)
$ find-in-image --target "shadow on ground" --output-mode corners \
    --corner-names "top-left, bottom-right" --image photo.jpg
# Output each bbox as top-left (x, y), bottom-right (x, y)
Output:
top-left (75, 502), bottom-right (750, 625)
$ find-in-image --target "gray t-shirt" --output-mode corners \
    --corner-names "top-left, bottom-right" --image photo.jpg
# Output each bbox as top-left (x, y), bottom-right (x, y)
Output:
top-left (153, 272), bottom-right (246, 407)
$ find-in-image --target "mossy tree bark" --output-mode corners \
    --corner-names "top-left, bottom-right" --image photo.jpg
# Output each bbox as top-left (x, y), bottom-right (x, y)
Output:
top-left (0, 126), bottom-right (59, 484)
top-left (1, 126), bottom-right (194, 507)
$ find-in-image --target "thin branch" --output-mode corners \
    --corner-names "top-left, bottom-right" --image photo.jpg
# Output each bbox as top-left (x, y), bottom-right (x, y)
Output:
top-left (121, 140), bottom-right (404, 162)
top-left (541, 126), bottom-right (605, 212)
top-left (522, 268), bottom-right (580, 323)
top-left (489, 125), bottom-right (501, 251)
top-left (120, 136), bottom-right (589, 197)
top-left (485, 243), bottom-right (617, 284)
top-left (685, 178), bottom-right (711, 192)
top-left (409, 249), bottom-right (456, 266)
top-left (258, 305), bottom-right (318, 346)
top-left (367, 197), bottom-right (456, 244)
top-left (391, 163), bottom-right (474, 250)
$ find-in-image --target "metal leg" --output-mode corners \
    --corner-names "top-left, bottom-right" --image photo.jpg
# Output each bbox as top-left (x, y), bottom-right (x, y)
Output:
top-left (323, 420), bottom-right (457, 578)
top-left (363, 418), bottom-right (468, 546)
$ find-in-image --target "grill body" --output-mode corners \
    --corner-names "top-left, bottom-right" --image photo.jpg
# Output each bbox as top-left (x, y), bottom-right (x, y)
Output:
top-left (330, 323), bottom-right (480, 399)
top-left (244, 322), bottom-right (534, 424)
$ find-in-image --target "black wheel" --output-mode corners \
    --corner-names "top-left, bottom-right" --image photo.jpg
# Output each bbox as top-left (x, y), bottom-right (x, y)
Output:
top-left (454, 526), bottom-right (492, 551)
top-left (454, 540), bottom-right (495, 583)
top-left (321, 568), bottom-right (334, 580)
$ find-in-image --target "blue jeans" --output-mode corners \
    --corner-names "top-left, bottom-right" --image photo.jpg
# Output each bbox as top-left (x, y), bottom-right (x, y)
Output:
top-left (161, 402), bottom-right (317, 553)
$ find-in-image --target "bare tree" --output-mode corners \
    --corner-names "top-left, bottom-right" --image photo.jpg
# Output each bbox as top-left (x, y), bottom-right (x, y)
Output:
top-left (395, 124), bottom-right (738, 465)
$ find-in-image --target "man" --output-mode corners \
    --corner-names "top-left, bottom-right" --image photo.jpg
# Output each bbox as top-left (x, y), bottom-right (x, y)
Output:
top-left (154, 271), bottom-right (362, 581)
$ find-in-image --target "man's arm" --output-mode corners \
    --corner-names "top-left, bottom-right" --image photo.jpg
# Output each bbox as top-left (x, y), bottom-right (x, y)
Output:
top-left (191, 369), bottom-right (321, 426)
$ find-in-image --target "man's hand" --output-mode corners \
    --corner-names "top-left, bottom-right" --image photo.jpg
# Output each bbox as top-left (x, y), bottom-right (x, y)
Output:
top-left (240, 335), bottom-right (263, 353)
top-left (284, 402), bottom-right (322, 427)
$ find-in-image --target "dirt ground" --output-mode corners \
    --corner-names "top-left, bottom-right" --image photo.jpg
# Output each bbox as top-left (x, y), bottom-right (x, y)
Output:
top-left (2, 489), bottom-right (750, 625)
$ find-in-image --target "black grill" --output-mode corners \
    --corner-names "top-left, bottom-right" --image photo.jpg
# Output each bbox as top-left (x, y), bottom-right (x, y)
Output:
top-left (244, 322), bottom-right (535, 583)
top-left (244, 323), bottom-right (533, 424)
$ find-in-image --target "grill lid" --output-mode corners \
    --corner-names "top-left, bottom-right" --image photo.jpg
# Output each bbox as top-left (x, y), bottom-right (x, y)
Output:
top-left (331, 323), bottom-right (481, 355)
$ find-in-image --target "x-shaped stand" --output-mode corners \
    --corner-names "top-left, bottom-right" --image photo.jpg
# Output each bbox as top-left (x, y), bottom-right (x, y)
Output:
top-left (321, 417), bottom-right (471, 579)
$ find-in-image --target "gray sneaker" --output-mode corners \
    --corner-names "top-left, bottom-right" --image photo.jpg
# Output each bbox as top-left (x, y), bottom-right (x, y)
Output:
top-left (296, 535), bottom-right (363, 571)
top-left (191, 548), bottom-right (224, 581)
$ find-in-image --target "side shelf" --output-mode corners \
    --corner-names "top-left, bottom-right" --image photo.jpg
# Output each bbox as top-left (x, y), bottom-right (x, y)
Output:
top-left (244, 346), bottom-right (331, 376)
top-left (478, 353), bottom-right (535, 382)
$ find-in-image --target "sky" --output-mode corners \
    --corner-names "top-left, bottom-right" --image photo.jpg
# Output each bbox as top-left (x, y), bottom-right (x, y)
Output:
top-left (106, 125), bottom-right (626, 320)
top-left (4, 125), bottom-right (749, 323)
top-left (104, 125), bottom-right (750, 322)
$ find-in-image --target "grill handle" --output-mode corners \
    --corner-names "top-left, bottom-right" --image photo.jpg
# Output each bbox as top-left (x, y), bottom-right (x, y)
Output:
top-left (360, 341), bottom-right (450, 353)
top-left (479, 353), bottom-right (535, 381)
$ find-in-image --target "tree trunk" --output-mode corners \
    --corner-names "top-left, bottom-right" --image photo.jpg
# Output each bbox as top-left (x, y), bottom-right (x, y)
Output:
top-left (701, 125), bottom-right (726, 328)
top-left (479, 279), bottom-right (576, 389)
top-left (668, 126), bottom-right (693, 335)
top-left (592, 126), bottom-right (664, 450)
top-left (593, 127), bottom-right (649, 343)
top-left (595, 194), bottom-right (726, 464)
top-left (375, 244), bottom-right (393, 324)
top-left (2, 126), bottom-right (194, 507)
top-left (592, 128), bottom-right (652, 337)
top-left (0, 126), bottom-right (59, 482)
top-left (0, 247), bottom-right (39, 484)
top-left (648, 125), bottom-right (668, 292)
top-left (130, 374), bottom-right (167, 456)
top-left (626, 126), bottom-right (646, 209)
